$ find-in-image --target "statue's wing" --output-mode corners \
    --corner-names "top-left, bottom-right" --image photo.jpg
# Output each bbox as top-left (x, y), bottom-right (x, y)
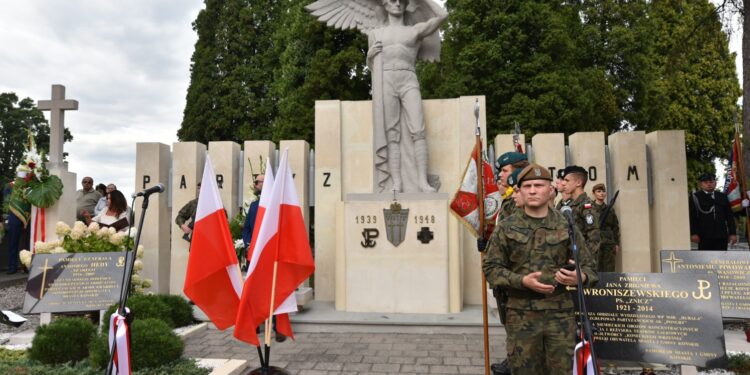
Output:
top-left (408, 0), bottom-right (443, 62)
top-left (305, 0), bottom-right (382, 33)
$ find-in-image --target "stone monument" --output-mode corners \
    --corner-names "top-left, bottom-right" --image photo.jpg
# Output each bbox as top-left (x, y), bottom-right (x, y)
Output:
top-left (37, 84), bottom-right (78, 239)
top-left (306, 0), bottom-right (448, 193)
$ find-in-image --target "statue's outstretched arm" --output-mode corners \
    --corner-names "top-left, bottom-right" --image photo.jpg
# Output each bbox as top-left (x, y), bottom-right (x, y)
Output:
top-left (413, 0), bottom-right (448, 40)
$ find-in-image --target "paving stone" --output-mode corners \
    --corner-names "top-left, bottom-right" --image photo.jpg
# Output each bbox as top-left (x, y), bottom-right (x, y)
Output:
top-left (430, 364), bottom-right (460, 373)
top-left (371, 363), bottom-right (401, 373)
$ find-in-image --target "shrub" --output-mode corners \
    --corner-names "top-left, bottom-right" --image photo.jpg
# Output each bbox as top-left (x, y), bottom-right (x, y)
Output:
top-left (90, 318), bottom-right (183, 370)
top-left (0, 347), bottom-right (26, 362)
top-left (102, 294), bottom-right (172, 332)
top-left (727, 352), bottom-right (750, 375)
top-left (28, 317), bottom-right (96, 364)
top-left (0, 360), bottom-right (100, 375)
top-left (157, 294), bottom-right (194, 328)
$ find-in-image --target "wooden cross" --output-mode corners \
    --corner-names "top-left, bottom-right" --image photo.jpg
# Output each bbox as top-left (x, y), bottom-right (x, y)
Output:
top-left (38, 258), bottom-right (53, 299)
top-left (37, 85), bottom-right (78, 169)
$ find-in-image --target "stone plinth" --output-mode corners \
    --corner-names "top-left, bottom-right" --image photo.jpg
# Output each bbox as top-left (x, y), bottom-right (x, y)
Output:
top-left (315, 96), bottom-right (485, 312)
top-left (170, 142), bottom-right (206, 295)
top-left (45, 166), bottom-right (76, 238)
top-left (646, 130), bottom-right (690, 271)
top-left (531, 133), bottom-right (566, 178)
top-left (608, 132), bottom-right (650, 272)
top-left (135, 143), bottom-right (171, 294)
top-left (342, 194), bottom-right (450, 313)
top-left (208, 141), bottom-right (241, 219)
top-left (280, 140), bottom-right (310, 233)
top-left (494, 134), bottom-right (526, 155)
top-left (568, 132), bottom-right (607, 188)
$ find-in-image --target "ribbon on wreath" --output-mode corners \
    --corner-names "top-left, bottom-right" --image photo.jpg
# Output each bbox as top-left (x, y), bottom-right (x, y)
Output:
top-left (108, 308), bottom-right (132, 375)
top-left (29, 207), bottom-right (46, 253)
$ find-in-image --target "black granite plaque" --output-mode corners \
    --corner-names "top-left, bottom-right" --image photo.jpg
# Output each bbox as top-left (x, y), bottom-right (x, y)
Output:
top-left (23, 252), bottom-right (130, 314)
top-left (577, 273), bottom-right (726, 368)
top-left (660, 250), bottom-right (750, 319)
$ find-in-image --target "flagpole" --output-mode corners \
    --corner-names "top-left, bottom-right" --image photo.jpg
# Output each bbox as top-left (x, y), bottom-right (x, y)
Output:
top-left (474, 100), bottom-right (491, 375)
top-left (734, 127), bottom-right (750, 240)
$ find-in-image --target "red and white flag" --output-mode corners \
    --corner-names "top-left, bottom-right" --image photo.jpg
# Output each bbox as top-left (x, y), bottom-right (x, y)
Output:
top-left (450, 142), bottom-right (500, 238)
top-left (183, 156), bottom-right (243, 330)
top-left (573, 339), bottom-right (595, 375)
top-left (108, 308), bottom-right (131, 375)
top-left (234, 150), bottom-right (315, 346)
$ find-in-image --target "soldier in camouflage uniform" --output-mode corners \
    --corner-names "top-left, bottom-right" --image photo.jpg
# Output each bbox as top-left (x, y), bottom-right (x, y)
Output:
top-left (495, 152), bottom-right (529, 224)
top-left (560, 166), bottom-right (601, 270)
top-left (592, 183), bottom-right (620, 272)
top-left (484, 163), bottom-right (597, 375)
top-left (175, 183), bottom-right (200, 242)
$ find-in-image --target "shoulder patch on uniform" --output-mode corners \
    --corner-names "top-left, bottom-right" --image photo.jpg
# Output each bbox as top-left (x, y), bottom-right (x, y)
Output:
top-left (586, 214), bottom-right (594, 225)
top-left (584, 203), bottom-right (592, 209)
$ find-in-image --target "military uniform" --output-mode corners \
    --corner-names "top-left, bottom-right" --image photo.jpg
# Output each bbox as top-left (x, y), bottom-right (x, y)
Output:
top-left (688, 190), bottom-right (736, 250)
top-left (595, 201), bottom-right (620, 272)
top-left (175, 198), bottom-right (198, 229)
top-left (561, 193), bottom-right (601, 270)
top-left (483, 163), bottom-right (598, 375)
top-left (484, 209), bottom-right (597, 375)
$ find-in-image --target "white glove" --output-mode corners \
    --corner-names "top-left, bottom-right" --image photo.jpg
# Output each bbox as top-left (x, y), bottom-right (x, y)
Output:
top-left (742, 199), bottom-right (750, 208)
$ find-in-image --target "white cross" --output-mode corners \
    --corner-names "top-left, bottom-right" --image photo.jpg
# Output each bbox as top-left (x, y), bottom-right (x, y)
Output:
top-left (38, 85), bottom-right (78, 168)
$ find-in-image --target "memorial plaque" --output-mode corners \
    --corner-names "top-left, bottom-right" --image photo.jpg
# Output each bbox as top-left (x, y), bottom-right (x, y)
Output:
top-left (23, 252), bottom-right (130, 314)
top-left (660, 250), bottom-right (750, 319)
top-left (578, 273), bottom-right (726, 368)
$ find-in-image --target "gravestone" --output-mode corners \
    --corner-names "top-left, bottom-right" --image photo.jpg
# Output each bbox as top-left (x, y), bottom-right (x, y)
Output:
top-left (660, 250), bottom-right (750, 319)
top-left (580, 272), bottom-right (726, 368)
top-left (135, 142), bottom-right (171, 293)
top-left (37, 84), bottom-right (78, 238)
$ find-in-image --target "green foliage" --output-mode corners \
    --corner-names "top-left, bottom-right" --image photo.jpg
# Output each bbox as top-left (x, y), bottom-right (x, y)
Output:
top-left (25, 174), bottom-right (63, 208)
top-left (229, 209), bottom-right (245, 241)
top-left (28, 317), bottom-right (96, 364)
top-left (0, 360), bottom-right (100, 375)
top-left (102, 294), bottom-right (173, 332)
top-left (53, 221), bottom-right (135, 254)
top-left (0, 347), bottom-right (26, 362)
top-left (728, 352), bottom-right (750, 374)
top-left (91, 319), bottom-right (184, 370)
top-left (156, 294), bottom-right (195, 328)
top-left (0, 92), bottom-right (73, 185)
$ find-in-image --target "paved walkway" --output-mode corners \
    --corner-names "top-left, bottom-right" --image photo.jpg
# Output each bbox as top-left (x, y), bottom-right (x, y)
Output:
top-left (184, 328), bottom-right (506, 374)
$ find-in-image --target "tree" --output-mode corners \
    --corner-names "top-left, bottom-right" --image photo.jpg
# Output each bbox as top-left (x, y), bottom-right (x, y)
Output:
top-left (179, 0), bottom-right (282, 143)
top-left (270, 0), bottom-right (371, 144)
top-left (0, 93), bottom-right (73, 185)
top-left (420, 0), bottom-right (620, 137)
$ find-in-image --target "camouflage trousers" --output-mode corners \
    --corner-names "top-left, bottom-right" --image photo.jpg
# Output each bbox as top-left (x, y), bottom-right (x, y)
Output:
top-left (598, 243), bottom-right (616, 272)
top-left (505, 308), bottom-right (575, 375)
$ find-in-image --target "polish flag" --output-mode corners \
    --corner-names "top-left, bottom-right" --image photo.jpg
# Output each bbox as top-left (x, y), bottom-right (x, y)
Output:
top-left (234, 150), bottom-right (315, 346)
top-left (183, 156), bottom-right (243, 330)
top-left (573, 339), bottom-right (595, 375)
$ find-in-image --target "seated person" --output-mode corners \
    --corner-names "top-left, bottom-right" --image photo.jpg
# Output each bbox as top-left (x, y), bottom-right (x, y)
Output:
top-left (83, 190), bottom-right (131, 232)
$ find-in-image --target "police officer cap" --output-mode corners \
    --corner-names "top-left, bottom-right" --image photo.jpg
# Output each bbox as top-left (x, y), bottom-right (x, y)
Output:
top-left (698, 173), bottom-right (716, 182)
top-left (506, 168), bottom-right (523, 187)
top-left (562, 165), bottom-right (588, 178)
top-left (496, 152), bottom-right (527, 169)
top-left (517, 163), bottom-right (553, 184)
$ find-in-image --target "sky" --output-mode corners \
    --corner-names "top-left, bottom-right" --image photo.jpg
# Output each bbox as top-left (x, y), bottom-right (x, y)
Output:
top-left (0, 1), bottom-right (743, 196)
top-left (0, 1), bottom-right (204, 196)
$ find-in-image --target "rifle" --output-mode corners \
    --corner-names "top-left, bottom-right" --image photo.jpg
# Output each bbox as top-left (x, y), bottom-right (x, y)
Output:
top-left (599, 190), bottom-right (620, 228)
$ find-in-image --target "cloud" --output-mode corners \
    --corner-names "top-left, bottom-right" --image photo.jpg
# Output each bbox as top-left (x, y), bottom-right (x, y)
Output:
top-left (0, 0), bottom-right (203, 197)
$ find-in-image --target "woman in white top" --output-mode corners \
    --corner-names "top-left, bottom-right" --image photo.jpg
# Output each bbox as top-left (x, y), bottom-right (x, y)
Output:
top-left (83, 190), bottom-right (130, 232)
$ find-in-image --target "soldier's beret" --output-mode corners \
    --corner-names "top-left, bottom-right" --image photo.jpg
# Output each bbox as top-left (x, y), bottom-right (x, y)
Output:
top-left (506, 168), bottom-right (523, 187)
top-left (517, 163), bottom-right (553, 184)
top-left (562, 165), bottom-right (588, 178)
top-left (556, 169), bottom-right (565, 179)
top-left (698, 173), bottom-right (716, 181)
top-left (496, 152), bottom-right (527, 169)
top-left (591, 183), bottom-right (606, 193)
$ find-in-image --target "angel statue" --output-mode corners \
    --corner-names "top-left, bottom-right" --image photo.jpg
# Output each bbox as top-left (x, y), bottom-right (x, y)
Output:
top-left (306, 0), bottom-right (448, 193)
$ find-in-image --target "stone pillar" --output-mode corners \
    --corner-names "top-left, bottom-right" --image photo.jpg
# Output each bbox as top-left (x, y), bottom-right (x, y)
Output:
top-left (646, 130), bottom-right (690, 271)
top-left (494, 134), bottom-right (526, 155)
top-left (531, 133), bottom-right (566, 178)
top-left (568, 132), bottom-right (607, 189)
top-left (243, 141), bottom-right (276, 208)
top-left (280, 140), bottom-right (310, 233)
top-left (170, 142), bottom-right (206, 296)
top-left (314, 101), bottom-right (342, 302)
top-left (608, 131), bottom-right (650, 272)
top-left (208, 141), bottom-right (241, 219)
top-left (135, 143), bottom-right (171, 294)
top-left (45, 167), bottom-right (76, 235)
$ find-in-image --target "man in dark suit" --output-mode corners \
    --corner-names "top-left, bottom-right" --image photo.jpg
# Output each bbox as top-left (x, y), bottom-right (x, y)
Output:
top-left (689, 173), bottom-right (737, 250)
